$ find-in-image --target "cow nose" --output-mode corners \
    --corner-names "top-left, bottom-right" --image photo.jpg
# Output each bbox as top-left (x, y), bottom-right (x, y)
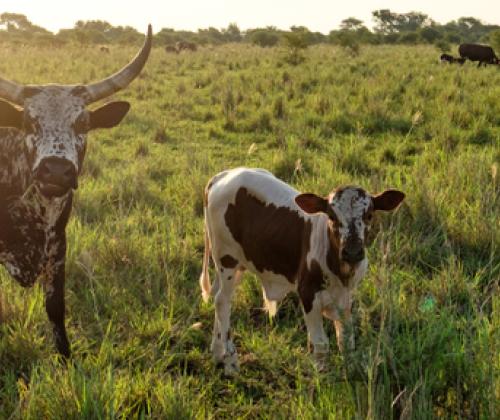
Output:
top-left (341, 246), bottom-right (365, 264)
top-left (36, 157), bottom-right (77, 191)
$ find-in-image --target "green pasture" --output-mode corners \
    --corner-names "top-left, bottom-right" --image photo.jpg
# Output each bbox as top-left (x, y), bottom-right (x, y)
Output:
top-left (0, 43), bottom-right (498, 418)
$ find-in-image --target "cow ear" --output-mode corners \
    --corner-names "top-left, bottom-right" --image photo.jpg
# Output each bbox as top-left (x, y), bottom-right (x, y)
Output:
top-left (373, 189), bottom-right (405, 211)
top-left (0, 100), bottom-right (23, 129)
top-left (295, 193), bottom-right (328, 214)
top-left (89, 101), bottom-right (130, 130)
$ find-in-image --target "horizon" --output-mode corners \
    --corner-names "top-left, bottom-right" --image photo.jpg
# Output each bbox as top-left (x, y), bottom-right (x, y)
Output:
top-left (1, 0), bottom-right (499, 35)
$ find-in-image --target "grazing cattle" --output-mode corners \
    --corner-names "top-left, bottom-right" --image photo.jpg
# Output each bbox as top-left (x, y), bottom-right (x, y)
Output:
top-left (440, 53), bottom-right (465, 65)
top-left (0, 25), bottom-right (152, 358)
top-left (459, 43), bottom-right (499, 67)
top-left (165, 45), bottom-right (178, 54)
top-left (199, 168), bottom-right (405, 375)
top-left (99, 46), bottom-right (110, 54)
top-left (176, 41), bottom-right (197, 52)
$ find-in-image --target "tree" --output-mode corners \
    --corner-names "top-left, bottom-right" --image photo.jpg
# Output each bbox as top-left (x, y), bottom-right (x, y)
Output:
top-left (372, 9), bottom-right (400, 34)
top-left (248, 28), bottom-right (280, 47)
top-left (223, 23), bottom-right (242, 42)
top-left (340, 17), bottom-right (365, 32)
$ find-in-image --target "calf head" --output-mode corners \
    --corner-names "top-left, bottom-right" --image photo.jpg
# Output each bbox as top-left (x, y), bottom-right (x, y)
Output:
top-left (296, 186), bottom-right (405, 265)
top-left (0, 25), bottom-right (152, 198)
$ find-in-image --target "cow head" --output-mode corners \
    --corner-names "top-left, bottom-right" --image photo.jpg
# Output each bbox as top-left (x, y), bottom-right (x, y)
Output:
top-left (295, 186), bottom-right (405, 265)
top-left (0, 25), bottom-right (152, 198)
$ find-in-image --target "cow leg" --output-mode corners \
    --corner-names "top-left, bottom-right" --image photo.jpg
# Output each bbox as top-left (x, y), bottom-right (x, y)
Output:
top-left (302, 295), bottom-right (329, 370)
top-left (211, 261), bottom-right (241, 376)
top-left (44, 240), bottom-right (70, 358)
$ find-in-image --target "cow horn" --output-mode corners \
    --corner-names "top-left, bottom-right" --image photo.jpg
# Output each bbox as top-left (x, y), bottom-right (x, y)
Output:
top-left (0, 77), bottom-right (25, 106)
top-left (83, 24), bottom-right (152, 104)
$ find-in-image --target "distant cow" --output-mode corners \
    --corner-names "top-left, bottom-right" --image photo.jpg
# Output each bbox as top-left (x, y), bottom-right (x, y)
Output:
top-left (0, 26), bottom-right (152, 358)
top-left (165, 45), bottom-right (178, 54)
top-left (440, 53), bottom-right (465, 65)
top-left (99, 46), bottom-right (110, 53)
top-left (459, 43), bottom-right (499, 67)
top-left (199, 168), bottom-right (405, 375)
top-left (176, 41), bottom-right (197, 52)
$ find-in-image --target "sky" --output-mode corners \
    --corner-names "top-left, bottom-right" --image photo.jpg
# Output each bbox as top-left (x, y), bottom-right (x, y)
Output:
top-left (1, 0), bottom-right (499, 34)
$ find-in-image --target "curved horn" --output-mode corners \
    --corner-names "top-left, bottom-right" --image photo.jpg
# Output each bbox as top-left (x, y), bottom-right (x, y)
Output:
top-left (0, 77), bottom-right (25, 105)
top-left (84, 24), bottom-right (152, 104)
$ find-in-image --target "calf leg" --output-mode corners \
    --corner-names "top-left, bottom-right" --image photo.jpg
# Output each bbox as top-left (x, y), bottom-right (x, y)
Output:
top-left (211, 260), bottom-right (241, 376)
top-left (302, 296), bottom-right (329, 370)
top-left (44, 258), bottom-right (70, 358)
top-left (333, 306), bottom-right (354, 353)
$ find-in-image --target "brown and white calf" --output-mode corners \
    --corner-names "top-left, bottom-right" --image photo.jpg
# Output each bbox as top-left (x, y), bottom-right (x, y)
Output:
top-left (199, 168), bottom-right (405, 375)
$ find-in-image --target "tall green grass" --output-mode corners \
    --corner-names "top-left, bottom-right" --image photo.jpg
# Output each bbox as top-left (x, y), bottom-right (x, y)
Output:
top-left (0, 43), bottom-right (498, 418)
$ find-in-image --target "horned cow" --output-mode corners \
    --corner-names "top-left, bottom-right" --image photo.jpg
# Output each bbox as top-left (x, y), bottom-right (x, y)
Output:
top-left (0, 26), bottom-right (152, 358)
top-left (199, 168), bottom-right (405, 375)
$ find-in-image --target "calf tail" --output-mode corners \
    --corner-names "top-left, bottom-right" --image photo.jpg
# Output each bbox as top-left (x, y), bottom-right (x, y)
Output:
top-left (199, 210), bottom-right (212, 303)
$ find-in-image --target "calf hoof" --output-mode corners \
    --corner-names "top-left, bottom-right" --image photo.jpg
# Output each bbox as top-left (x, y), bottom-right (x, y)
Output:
top-left (312, 352), bottom-right (329, 372)
top-left (223, 352), bottom-right (240, 377)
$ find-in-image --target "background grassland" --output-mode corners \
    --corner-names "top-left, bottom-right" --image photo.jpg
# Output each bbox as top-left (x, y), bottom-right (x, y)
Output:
top-left (0, 43), bottom-right (499, 419)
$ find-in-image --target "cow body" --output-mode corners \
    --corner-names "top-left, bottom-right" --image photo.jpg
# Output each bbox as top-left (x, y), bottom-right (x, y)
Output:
top-left (0, 26), bottom-right (152, 358)
top-left (459, 43), bottom-right (499, 67)
top-left (200, 168), bottom-right (404, 375)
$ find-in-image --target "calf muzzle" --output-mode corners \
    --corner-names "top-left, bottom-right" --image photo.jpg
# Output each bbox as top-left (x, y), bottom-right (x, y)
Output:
top-left (341, 245), bottom-right (365, 264)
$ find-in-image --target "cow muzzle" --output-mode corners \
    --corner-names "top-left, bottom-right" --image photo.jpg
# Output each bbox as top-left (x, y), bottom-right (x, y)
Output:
top-left (35, 157), bottom-right (77, 197)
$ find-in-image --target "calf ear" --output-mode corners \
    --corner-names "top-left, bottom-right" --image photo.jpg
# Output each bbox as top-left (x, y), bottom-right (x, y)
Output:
top-left (0, 100), bottom-right (23, 129)
top-left (295, 193), bottom-right (328, 214)
top-left (373, 189), bottom-right (405, 211)
top-left (89, 101), bottom-right (130, 130)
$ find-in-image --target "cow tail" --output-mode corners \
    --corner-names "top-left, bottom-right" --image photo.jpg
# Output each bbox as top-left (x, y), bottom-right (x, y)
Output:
top-left (199, 209), bottom-right (212, 303)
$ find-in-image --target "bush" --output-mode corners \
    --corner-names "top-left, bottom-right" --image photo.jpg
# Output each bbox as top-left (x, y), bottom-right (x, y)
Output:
top-left (249, 30), bottom-right (280, 47)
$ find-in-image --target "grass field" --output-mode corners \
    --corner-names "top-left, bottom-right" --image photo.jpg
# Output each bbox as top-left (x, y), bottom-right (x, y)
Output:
top-left (0, 42), bottom-right (499, 418)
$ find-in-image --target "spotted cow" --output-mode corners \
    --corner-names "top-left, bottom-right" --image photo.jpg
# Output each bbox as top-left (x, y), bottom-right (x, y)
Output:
top-left (0, 26), bottom-right (152, 358)
top-left (199, 168), bottom-right (405, 375)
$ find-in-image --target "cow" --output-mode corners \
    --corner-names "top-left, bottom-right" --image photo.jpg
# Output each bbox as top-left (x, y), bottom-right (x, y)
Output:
top-left (459, 43), bottom-right (499, 67)
top-left (0, 25), bottom-right (152, 358)
top-left (165, 45), bottom-right (178, 54)
top-left (199, 168), bottom-right (405, 375)
top-left (176, 41), bottom-right (197, 52)
top-left (99, 46), bottom-right (110, 54)
top-left (440, 53), bottom-right (465, 65)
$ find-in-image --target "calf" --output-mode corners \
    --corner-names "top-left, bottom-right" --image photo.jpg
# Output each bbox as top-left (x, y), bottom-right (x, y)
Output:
top-left (199, 168), bottom-right (405, 375)
top-left (0, 26), bottom-right (152, 358)
top-left (440, 54), bottom-right (465, 65)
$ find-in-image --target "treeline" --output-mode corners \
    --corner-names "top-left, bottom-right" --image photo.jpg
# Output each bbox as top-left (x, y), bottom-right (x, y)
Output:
top-left (1, 10), bottom-right (499, 50)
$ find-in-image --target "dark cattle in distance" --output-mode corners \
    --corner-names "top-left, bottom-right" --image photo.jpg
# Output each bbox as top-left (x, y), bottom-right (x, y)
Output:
top-left (0, 26), bottom-right (152, 358)
top-left (459, 43), bottom-right (499, 67)
top-left (165, 45), bottom-right (179, 54)
top-left (176, 41), bottom-right (197, 52)
top-left (99, 46), bottom-right (110, 53)
top-left (440, 53), bottom-right (465, 65)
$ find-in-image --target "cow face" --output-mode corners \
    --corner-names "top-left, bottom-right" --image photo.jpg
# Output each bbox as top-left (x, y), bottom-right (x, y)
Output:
top-left (0, 25), bottom-right (152, 198)
top-left (0, 91), bottom-right (130, 198)
top-left (296, 187), bottom-right (405, 265)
